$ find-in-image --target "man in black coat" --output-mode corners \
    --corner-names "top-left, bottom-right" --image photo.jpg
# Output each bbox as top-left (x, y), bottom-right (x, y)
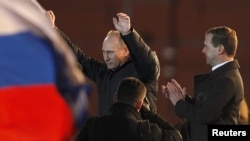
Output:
top-left (77, 77), bottom-right (182, 141)
top-left (162, 26), bottom-right (244, 141)
top-left (50, 11), bottom-right (160, 116)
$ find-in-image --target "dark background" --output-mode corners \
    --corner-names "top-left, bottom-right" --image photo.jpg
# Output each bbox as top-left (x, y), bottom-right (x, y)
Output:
top-left (39, 0), bottom-right (250, 125)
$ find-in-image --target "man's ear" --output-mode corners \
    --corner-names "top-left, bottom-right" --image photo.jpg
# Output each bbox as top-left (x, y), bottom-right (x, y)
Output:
top-left (218, 45), bottom-right (225, 55)
top-left (135, 100), bottom-right (144, 112)
top-left (124, 47), bottom-right (130, 56)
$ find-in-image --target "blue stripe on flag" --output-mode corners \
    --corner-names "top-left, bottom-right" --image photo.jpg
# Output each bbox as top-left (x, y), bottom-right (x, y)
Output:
top-left (0, 31), bottom-right (56, 87)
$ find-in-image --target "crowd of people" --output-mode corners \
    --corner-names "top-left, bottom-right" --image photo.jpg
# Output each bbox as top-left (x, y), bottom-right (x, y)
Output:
top-left (0, 0), bottom-right (249, 141)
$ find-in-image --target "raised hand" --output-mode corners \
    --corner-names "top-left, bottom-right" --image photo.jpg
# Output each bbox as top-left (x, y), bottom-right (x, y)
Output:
top-left (112, 13), bottom-right (131, 35)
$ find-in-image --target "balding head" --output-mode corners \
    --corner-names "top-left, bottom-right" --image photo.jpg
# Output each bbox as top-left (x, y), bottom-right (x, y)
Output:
top-left (102, 30), bottom-right (130, 70)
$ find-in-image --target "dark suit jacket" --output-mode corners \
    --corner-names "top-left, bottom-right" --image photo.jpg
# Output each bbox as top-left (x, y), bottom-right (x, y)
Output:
top-left (175, 60), bottom-right (244, 141)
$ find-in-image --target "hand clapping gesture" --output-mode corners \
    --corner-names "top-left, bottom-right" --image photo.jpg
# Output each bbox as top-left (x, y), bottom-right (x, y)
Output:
top-left (162, 79), bottom-right (186, 105)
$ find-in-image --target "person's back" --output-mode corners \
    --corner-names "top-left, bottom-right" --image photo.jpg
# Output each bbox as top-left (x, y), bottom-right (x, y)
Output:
top-left (77, 77), bottom-right (153, 141)
top-left (78, 104), bottom-right (165, 141)
top-left (85, 103), bottom-right (156, 141)
top-left (94, 115), bottom-right (141, 141)
top-left (77, 77), bottom-right (182, 141)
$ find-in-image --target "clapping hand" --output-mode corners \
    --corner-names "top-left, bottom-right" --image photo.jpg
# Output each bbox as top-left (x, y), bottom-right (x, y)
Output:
top-left (162, 79), bottom-right (186, 105)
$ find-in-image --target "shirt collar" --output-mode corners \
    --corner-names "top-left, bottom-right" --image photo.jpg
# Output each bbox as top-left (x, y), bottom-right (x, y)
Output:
top-left (212, 59), bottom-right (233, 71)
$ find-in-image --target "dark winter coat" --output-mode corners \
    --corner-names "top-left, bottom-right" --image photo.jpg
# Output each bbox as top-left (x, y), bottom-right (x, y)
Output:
top-left (77, 102), bottom-right (182, 141)
top-left (60, 28), bottom-right (160, 116)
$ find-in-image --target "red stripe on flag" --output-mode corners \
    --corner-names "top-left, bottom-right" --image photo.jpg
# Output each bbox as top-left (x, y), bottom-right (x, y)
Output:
top-left (0, 84), bottom-right (75, 141)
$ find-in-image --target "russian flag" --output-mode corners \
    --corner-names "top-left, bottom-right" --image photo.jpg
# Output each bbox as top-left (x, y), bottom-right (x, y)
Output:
top-left (0, 0), bottom-right (89, 140)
